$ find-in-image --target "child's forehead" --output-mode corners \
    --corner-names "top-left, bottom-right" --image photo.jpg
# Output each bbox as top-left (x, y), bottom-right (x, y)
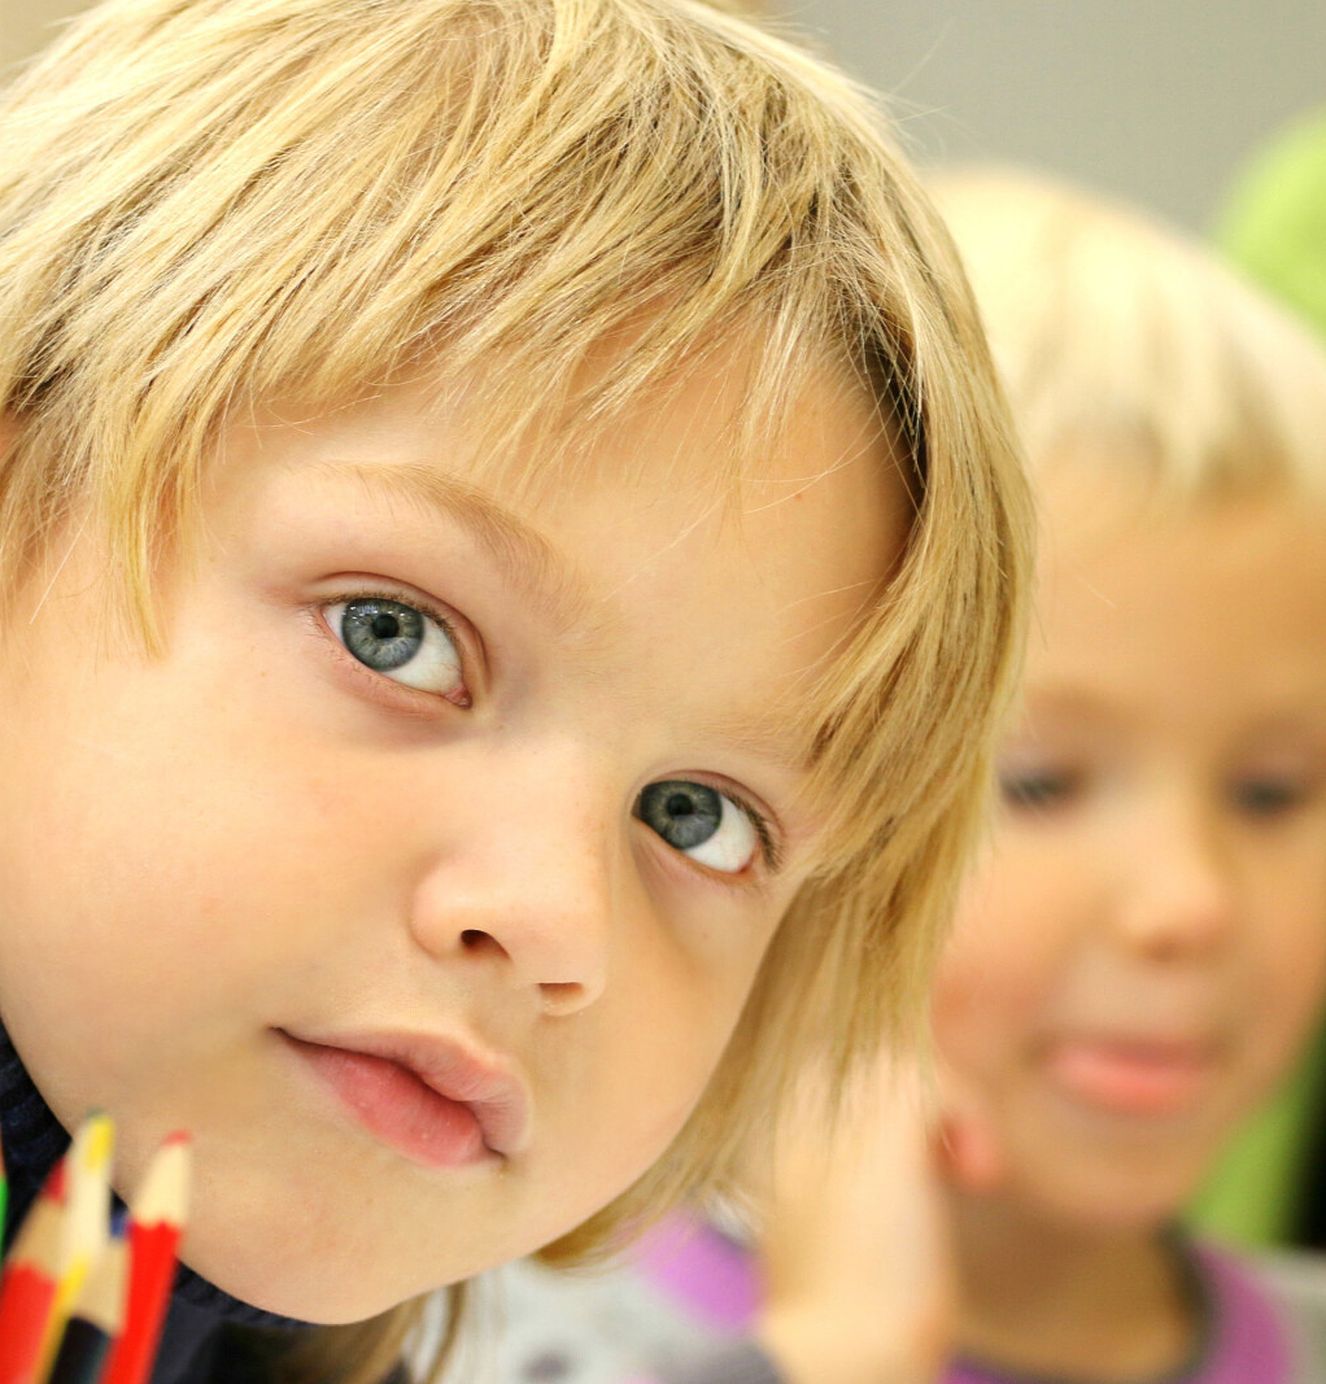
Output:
top-left (236, 334), bottom-right (893, 505)
top-left (1025, 481), bottom-right (1326, 740)
top-left (1038, 477), bottom-right (1323, 604)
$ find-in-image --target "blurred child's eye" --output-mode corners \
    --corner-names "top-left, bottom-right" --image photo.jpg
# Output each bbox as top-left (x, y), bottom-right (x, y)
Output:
top-left (1230, 776), bottom-right (1307, 819)
top-left (635, 780), bottom-right (762, 874)
top-left (322, 596), bottom-right (468, 704)
top-left (998, 768), bottom-right (1081, 812)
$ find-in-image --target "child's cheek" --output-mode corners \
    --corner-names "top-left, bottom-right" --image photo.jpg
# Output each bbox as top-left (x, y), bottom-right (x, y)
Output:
top-left (931, 954), bottom-right (1005, 1078)
top-left (931, 907), bottom-right (1054, 1086)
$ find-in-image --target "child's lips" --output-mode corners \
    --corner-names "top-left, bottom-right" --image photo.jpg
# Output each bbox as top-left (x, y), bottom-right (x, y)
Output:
top-left (277, 1027), bottom-right (531, 1169)
top-left (1040, 1035), bottom-right (1221, 1117)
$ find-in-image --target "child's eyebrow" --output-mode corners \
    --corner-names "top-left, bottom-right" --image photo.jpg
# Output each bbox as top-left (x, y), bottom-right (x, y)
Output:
top-left (315, 459), bottom-right (600, 639)
top-left (694, 709), bottom-right (818, 782)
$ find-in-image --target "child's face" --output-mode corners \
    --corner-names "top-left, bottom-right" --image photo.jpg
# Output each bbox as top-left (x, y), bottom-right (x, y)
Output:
top-left (0, 350), bottom-right (905, 1319)
top-left (934, 475), bottom-right (1326, 1229)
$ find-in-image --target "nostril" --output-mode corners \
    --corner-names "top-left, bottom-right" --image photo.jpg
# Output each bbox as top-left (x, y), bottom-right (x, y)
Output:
top-left (460, 928), bottom-right (506, 958)
top-left (539, 981), bottom-right (585, 1014)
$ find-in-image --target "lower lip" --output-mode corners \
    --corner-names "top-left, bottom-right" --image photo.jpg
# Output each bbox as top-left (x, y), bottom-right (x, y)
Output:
top-left (1043, 1039), bottom-right (1216, 1117)
top-left (284, 1036), bottom-right (494, 1169)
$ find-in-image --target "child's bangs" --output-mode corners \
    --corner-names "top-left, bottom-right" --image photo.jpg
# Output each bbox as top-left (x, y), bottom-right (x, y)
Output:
top-left (931, 169), bottom-right (1326, 508)
top-left (0, 0), bottom-right (917, 636)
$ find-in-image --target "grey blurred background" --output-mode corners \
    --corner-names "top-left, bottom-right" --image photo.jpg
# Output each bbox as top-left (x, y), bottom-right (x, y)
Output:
top-left (2, 0), bottom-right (1324, 232)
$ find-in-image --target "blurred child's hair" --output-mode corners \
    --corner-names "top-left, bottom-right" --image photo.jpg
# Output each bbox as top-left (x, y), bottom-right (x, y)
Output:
top-left (0, 2), bottom-right (1029, 1376)
top-left (929, 168), bottom-right (1326, 503)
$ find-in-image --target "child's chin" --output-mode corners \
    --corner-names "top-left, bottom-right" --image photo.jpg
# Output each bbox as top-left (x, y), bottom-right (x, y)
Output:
top-left (201, 1265), bottom-right (425, 1326)
top-left (1024, 1160), bottom-right (1205, 1233)
top-left (179, 1216), bottom-right (438, 1324)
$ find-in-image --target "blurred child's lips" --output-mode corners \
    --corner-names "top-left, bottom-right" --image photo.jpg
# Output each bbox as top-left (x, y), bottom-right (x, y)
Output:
top-left (1041, 1035), bottom-right (1220, 1117)
top-left (276, 1027), bottom-right (531, 1167)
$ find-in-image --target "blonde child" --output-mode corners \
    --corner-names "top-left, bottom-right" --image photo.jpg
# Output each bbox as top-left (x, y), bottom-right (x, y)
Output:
top-left (915, 169), bottom-right (1326, 1383)
top-left (483, 171), bottom-right (1326, 1383)
top-left (0, 3), bottom-right (1029, 1381)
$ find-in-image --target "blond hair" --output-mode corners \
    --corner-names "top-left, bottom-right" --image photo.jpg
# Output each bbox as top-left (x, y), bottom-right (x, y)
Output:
top-left (929, 167), bottom-right (1326, 502)
top-left (0, 4), bottom-right (1030, 1379)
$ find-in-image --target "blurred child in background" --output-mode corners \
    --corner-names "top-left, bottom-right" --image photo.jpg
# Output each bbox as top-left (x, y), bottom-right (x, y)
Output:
top-left (475, 170), bottom-right (1326, 1384)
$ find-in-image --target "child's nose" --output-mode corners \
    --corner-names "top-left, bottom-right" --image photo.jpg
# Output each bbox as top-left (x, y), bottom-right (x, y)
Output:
top-left (405, 749), bottom-right (615, 1016)
top-left (1113, 804), bottom-right (1236, 961)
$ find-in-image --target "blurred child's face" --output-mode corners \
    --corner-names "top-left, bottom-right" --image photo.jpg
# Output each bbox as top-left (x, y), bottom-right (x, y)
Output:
top-left (0, 348), bottom-right (905, 1319)
top-left (935, 473), bottom-right (1326, 1229)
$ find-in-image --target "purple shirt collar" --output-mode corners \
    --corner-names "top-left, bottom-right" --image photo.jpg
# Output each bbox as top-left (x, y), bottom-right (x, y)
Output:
top-left (634, 1215), bottom-right (1294, 1384)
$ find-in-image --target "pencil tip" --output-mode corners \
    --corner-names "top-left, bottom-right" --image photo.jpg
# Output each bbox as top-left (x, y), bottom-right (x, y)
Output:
top-left (132, 1133), bottom-right (192, 1224)
top-left (79, 1112), bottom-right (116, 1167)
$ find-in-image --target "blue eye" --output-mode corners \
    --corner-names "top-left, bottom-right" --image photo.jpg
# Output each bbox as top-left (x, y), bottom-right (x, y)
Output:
top-left (323, 596), bottom-right (466, 701)
top-left (636, 780), bottom-right (759, 874)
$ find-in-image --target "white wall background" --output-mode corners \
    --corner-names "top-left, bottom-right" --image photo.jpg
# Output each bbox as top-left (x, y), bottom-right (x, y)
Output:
top-left (3, 1), bottom-right (1324, 230)
top-left (784, 0), bottom-right (1326, 231)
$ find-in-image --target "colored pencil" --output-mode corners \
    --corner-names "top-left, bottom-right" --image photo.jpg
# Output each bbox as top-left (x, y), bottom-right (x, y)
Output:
top-left (1, 1124), bottom-right (7, 1258)
top-left (0, 1160), bottom-right (68, 1384)
top-left (98, 1134), bottom-right (191, 1384)
top-left (35, 1116), bottom-right (114, 1381)
top-left (42, 1234), bottom-right (127, 1384)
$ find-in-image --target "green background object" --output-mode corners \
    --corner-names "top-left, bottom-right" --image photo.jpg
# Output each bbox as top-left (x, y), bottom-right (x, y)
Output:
top-left (1218, 107), bottom-right (1326, 340)
top-left (1191, 107), bottom-right (1326, 1249)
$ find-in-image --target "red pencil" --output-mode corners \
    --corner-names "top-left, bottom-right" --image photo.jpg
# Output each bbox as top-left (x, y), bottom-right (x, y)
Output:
top-left (97, 1135), bottom-right (191, 1384)
top-left (0, 1161), bottom-right (68, 1384)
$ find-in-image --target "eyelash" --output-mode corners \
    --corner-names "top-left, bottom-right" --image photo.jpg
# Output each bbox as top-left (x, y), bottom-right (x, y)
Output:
top-left (717, 789), bottom-right (781, 874)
